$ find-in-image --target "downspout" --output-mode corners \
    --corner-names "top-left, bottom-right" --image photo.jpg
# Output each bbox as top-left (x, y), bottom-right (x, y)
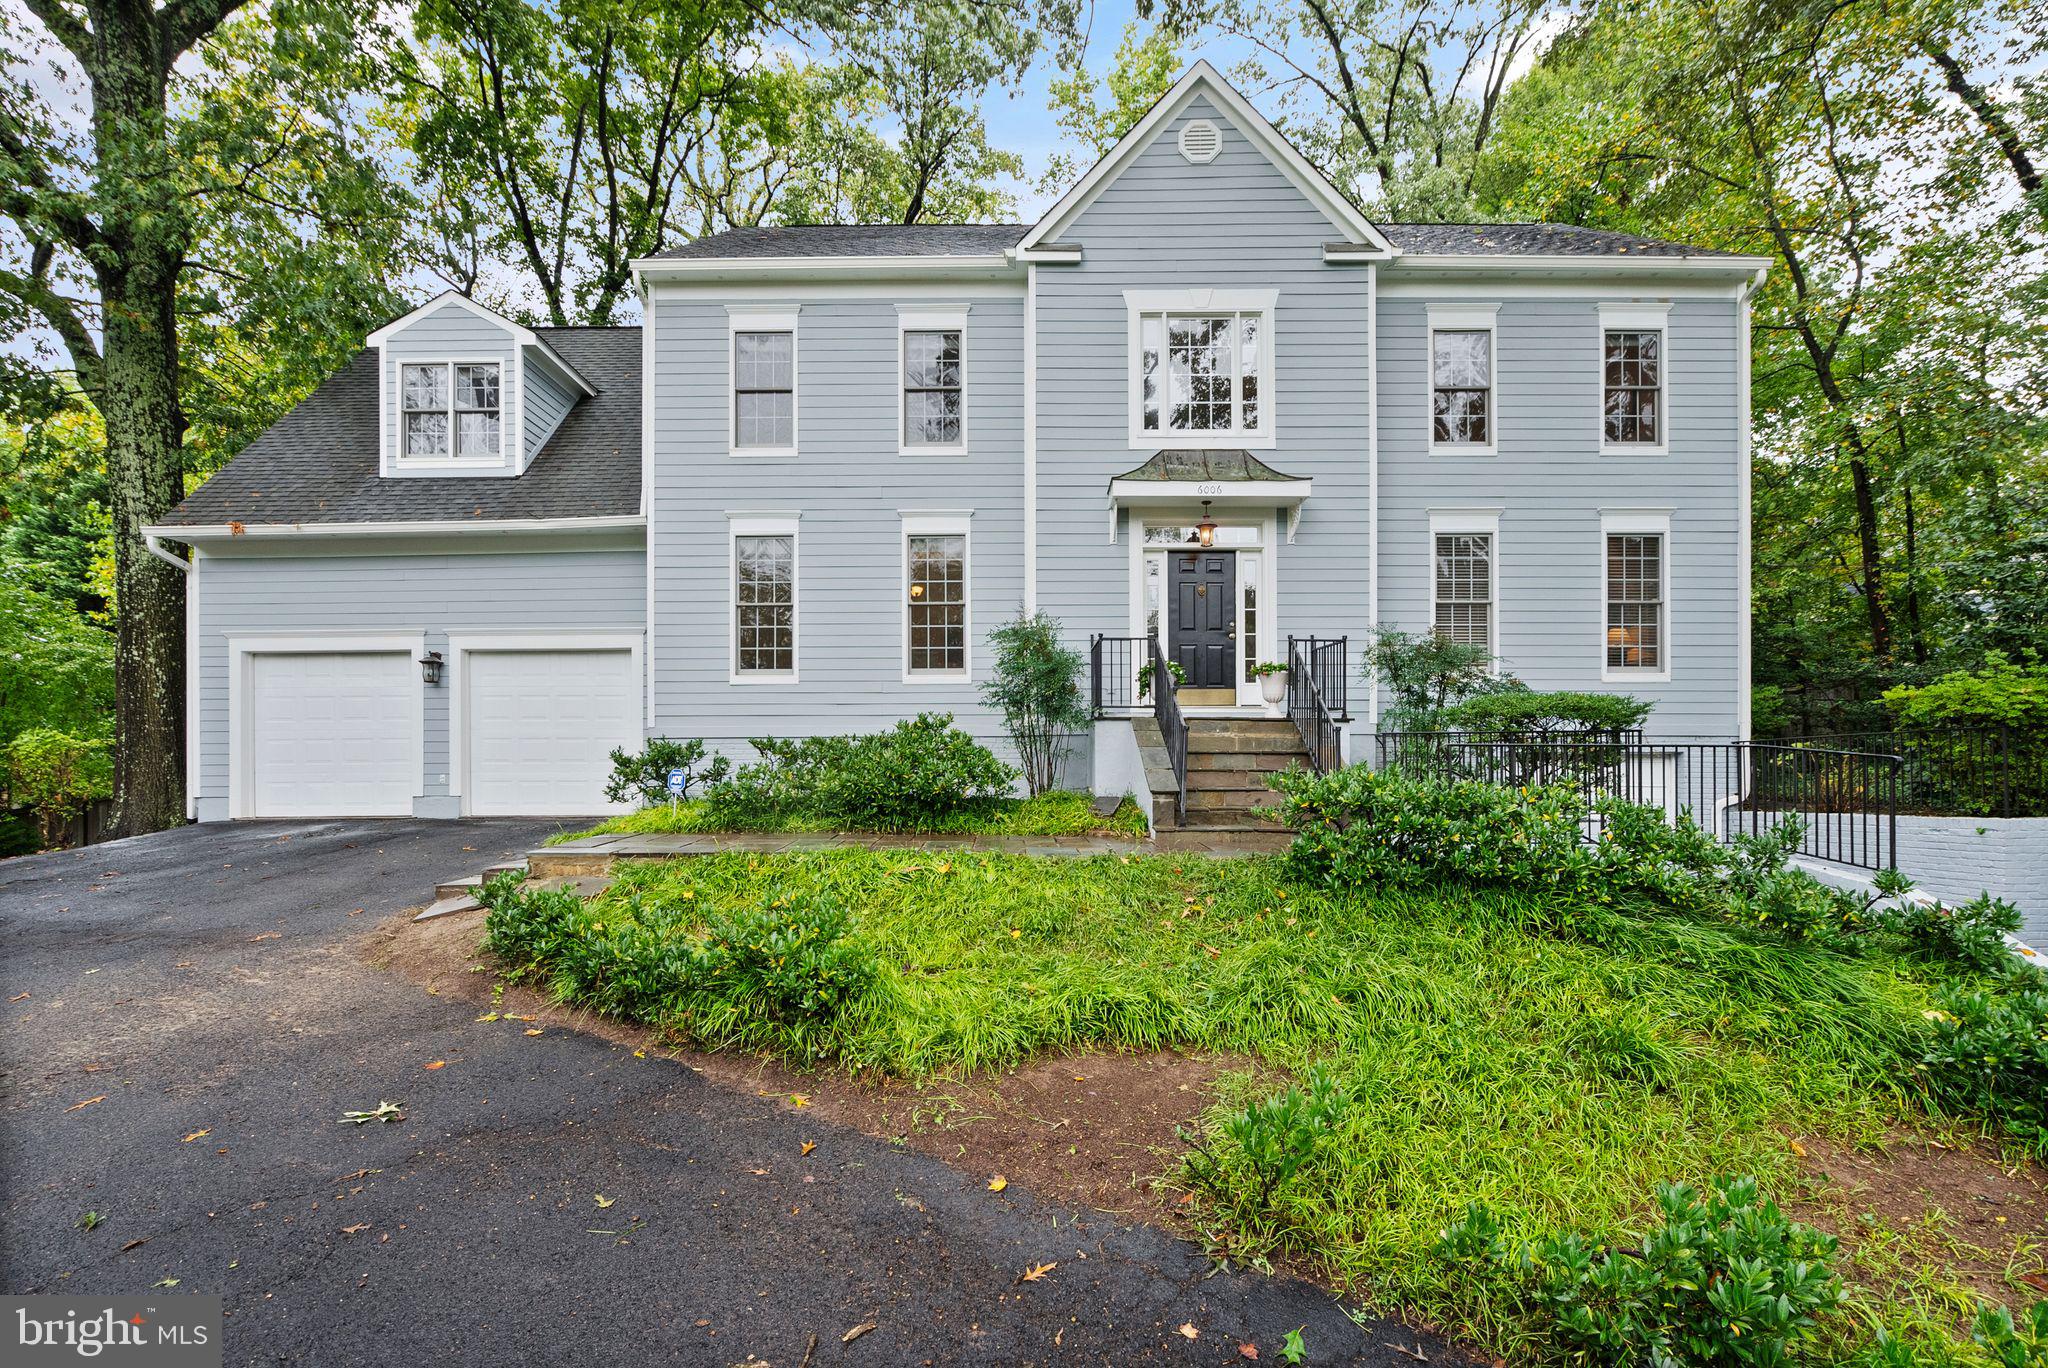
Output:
top-left (145, 531), bottom-right (199, 821)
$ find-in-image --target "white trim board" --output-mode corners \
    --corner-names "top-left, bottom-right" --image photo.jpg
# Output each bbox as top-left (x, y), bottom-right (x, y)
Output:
top-left (1018, 62), bottom-right (1394, 257)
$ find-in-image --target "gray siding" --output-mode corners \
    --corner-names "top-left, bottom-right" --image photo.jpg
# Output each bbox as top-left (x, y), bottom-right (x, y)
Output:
top-left (1376, 295), bottom-right (1744, 738)
top-left (523, 357), bottom-right (579, 467)
top-left (1035, 95), bottom-right (1374, 686)
top-left (192, 545), bottom-right (645, 819)
top-left (380, 302), bottom-right (520, 477)
top-left (647, 294), bottom-right (1027, 756)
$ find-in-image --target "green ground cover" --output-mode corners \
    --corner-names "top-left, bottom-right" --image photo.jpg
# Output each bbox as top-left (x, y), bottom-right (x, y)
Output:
top-left (554, 792), bottom-right (1151, 842)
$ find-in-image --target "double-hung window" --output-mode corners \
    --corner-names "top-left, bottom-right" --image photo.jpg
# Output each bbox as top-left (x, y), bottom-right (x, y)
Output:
top-left (1128, 291), bottom-right (1275, 446)
top-left (730, 309), bottom-right (798, 454)
top-left (1602, 513), bottom-right (1669, 678)
top-left (905, 529), bottom-right (968, 678)
top-left (401, 361), bottom-right (501, 460)
top-left (1430, 511), bottom-right (1499, 659)
top-left (731, 519), bottom-right (797, 679)
top-left (1599, 305), bottom-right (1669, 452)
top-left (899, 306), bottom-right (967, 453)
top-left (1427, 305), bottom-right (1497, 453)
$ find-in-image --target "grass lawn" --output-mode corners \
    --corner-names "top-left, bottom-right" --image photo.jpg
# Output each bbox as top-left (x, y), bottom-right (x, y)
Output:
top-left (485, 847), bottom-right (2043, 1360)
top-left (552, 792), bottom-right (1150, 842)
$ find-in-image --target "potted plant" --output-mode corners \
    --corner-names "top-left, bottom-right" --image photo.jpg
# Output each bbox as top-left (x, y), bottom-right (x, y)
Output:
top-left (1136, 659), bottom-right (1187, 702)
top-left (1251, 661), bottom-right (1291, 717)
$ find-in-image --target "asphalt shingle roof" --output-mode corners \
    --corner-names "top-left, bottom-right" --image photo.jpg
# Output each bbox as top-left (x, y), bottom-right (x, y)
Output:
top-left (161, 328), bottom-right (640, 527)
top-left (1375, 222), bottom-right (1738, 258)
top-left (651, 224), bottom-right (1030, 260)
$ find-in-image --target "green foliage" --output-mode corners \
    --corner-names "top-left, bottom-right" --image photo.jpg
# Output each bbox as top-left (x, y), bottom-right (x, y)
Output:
top-left (1915, 986), bottom-right (2048, 1158)
top-left (1883, 655), bottom-right (2048, 736)
top-left (695, 896), bottom-right (879, 1036)
top-left (1182, 1066), bottom-right (1354, 1237)
top-left (1249, 661), bottom-right (1291, 679)
top-left (603, 736), bottom-right (731, 807)
top-left (1364, 627), bottom-right (1507, 731)
top-left (0, 561), bottom-right (116, 748)
top-left (1041, 20), bottom-right (1181, 190)
top-left (1443, 688), bottom-right (1653, 739)
top-left (1966, 1301), bottom-right (2048, 1366)
top-left (5, 728), bottom-right (113, 846)
top-left (1883, 892), bottom-right (2027, 980)
top-left (560, 791), bottom-right (1147, 841)
top-left (980, 613), bottom-right (1087, 796)
top-left (703, 714), bottom-right (1017, 831)
top-left (1136, 658), bottom-right (1187, 699)
top-left (1443, 1177), bottom-right (1848, 1367)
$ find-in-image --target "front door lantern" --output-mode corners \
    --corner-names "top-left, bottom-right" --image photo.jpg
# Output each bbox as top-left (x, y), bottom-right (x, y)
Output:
top-left (420, 650), bottom-right (444, 685)
top-left (1194, 500), bottom-right (1218, 548)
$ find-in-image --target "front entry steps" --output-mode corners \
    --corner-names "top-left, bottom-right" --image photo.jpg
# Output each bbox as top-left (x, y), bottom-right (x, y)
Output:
top-left (1136, 716), bottom-right (1307, 846)
top-left (415, 859), bottom-right (529, 922)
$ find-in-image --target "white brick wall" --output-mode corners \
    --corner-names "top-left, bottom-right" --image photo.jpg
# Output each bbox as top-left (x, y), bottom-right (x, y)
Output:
top-left (1890, 816), bottom-right (2048, 946)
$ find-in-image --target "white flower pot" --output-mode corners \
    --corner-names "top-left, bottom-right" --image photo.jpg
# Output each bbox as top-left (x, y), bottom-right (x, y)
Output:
top-left (1259, 670), bottom-right (1289, 717)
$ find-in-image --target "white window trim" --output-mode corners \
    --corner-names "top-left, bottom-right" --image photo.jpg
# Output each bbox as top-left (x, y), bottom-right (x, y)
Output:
top-left (1598, 302), bottom-right (1672, 457)
top-left (728, 513), bottom-right (800, 683)
top-left (224, 633), bottom-right (428, 820)
top-left (1123, 288), bottom-right (1278, 450)
top-left (443, 631), bottom-right (646, 812)
top-left (728, 307), bottom-right (800, 458)
top-left (1427, 304), bottom-right (1499, 457)
top-left (1428, 508), bottom-right (1502, 668)
top-left (900, 511), bottom-right (973, 683)
top-left (396, 359), bottom-right (508, 466)
top-left (897, 304), bottom-right (970, 456)
top-left (1600, 508), bottom-right (1673, 683)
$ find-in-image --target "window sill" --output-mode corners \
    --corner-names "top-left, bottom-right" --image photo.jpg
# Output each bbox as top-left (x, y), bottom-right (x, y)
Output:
top-left (1601, 668), bottom-right (1672, 685)
top-left (902, 671), bottom-right (971, 685)
top-left (392, 455), bottom-right (508, 469)
top-left (729, 672), bottom-right (800, 685)
top-left (1429, 444), bottom-right (1498, 458)
top-left (730, 447), bottom-right (800, 460)
top-left (1599, 444), bottom-right (1670, 458)
top-left (1127, 432), bottom-right (1276, 451)
top-left (899, 446), bottom-right (970, 459)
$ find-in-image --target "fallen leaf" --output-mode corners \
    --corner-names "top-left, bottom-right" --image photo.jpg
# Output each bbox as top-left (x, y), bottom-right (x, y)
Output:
top-left (801, 1141), bottom-right (816, 1156)
top-left (181, 1129), bottom-right (210, 1143)
top-left (120, 1238), bottom-right (148, 1253)
top-left (423, 1061), bottom-right (446, 1071)
top-left (524, 1029), bottom-right (543, 1037)
top-left (153, 1278), bottom-right (179, 1288)
top-left (788, 1093), bottom-right (810, 1107)
top-left (842, 1322), bottom-right (877, 1343)
top-left (66, 1095), bottom-right (107, 1112)
top-left (987, 1175), bottom-right (1007, 1192)
top-left (340, 1223), bottom-right (369, 1236)
top-left (1018, 1261), bottom-right (1056, 1283)
top-left (594, 1194), bottom-right (616, 1209)
top-left (338, 1102), bottom-right (404, 1125)
top-left (1240, 1345), bottom-right (1260, 1360)
top-left (8, 992), bottom-right (27, 1002)
top-left (632, 1049), bottom-right (645, 1059)
top-left (1788, 1138), bottom-right (1808, 1157)
top-left (1179, 1323), bottom-right (1201, 1340)
top-left (750, 1168), bottom-right (770, 1176)
top-left (475, 1013), bottom-right (500, 1022)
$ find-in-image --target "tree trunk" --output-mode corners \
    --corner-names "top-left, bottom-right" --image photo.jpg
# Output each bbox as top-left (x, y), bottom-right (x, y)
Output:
top-left (1901, 481), bottom-right (1927, 666)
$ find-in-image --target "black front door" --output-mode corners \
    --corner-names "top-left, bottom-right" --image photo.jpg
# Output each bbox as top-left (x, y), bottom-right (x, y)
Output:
top-left (1169, 550), bottom-right (1236, 690)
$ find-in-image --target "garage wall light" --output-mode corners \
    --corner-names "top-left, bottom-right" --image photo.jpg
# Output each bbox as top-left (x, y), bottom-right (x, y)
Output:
top-left (420, 650), bottom-right (444, 685)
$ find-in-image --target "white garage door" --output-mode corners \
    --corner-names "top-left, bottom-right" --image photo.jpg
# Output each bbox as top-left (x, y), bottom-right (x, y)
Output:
top-left (465, 649), bottom-right (639, 816)
top-left (248, 652), bottom-right (416, 817)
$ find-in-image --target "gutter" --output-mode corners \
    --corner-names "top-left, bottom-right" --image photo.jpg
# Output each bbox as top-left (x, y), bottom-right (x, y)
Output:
top-left (1385, 251), bottom-right (1775, 275)
top-left (143, 514), bottom-right (648, 542)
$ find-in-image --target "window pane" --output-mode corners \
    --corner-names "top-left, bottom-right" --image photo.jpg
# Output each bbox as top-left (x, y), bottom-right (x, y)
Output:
top-left (908, 533), bottom-right (967, 673)
top-left (456, 411), bottom-right (499, 457)
top-left (736, 535), bottom-right (795, 673)
top-left (1605, 533), bottom-right (1663, 669)
top-left (905, 388), bottom-right (962, 446)
top-left (1239, 314), bottom-right (1260, 431)
top-left (904, 330), bottom-right (961, 389)
top-left (1432, 330), bottom-right (1490, 388)
top-left (1603, 330), bottom-right (1661, 445)
top-left (404, 411), bottom-right (448, 457)
top-left (1432, 388), bottom-right (1490, 445)
top-left (736, 391), bottom-right (794, 449)
top-left (1433, 533), bottom-right (1492, 651)
top-left (736, 332), bottom-right (793, 390)
top-left (402, 364), bottom-right (446, 412)
top-left (1168, 315), bottom-right (1233, 431)
top-left (455, 364), bottom-right (499, 411)
top-left (903, 330), bottom-right (963, 447)
top-left (1141, 315), bottom-right (1163, 432)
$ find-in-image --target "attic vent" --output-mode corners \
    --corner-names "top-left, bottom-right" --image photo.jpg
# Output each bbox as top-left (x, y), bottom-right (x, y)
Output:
top-left (1177, 119), bottom-right (1221, 165)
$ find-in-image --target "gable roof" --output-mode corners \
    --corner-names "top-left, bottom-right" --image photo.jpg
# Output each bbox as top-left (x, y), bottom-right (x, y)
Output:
top-left (156, 327), bottom-right (640, 529)
top-left (1017, 61), bottom-right (1396, 257)
top-left (649, 224), bottom-right (1027, 261)
top-left (365, 290), bottom-right (597, 396)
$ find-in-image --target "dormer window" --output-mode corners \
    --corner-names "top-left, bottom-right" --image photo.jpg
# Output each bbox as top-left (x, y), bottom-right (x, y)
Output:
top-left (402, 362), bottom-right (501, 460)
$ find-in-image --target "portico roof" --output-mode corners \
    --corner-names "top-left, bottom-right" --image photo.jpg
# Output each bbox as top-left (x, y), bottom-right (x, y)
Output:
top-left (1106, 449), bottom-right (1314, 541)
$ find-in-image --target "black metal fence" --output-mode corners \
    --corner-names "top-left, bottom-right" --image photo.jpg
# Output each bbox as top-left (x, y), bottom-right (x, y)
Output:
top-left (1286, 636), bottom-right (1349, 722)
top-left (1148, 636), bottom-right (1188, 823)
top-left (1287, 638), bottom-right (1343, 773)
top-left (1782, 728), bottom-right (2045, 819)
top-left (1089, 635), bottom-right (1147, 716)
top-left (1372, 732), bottom-right (1902, 870)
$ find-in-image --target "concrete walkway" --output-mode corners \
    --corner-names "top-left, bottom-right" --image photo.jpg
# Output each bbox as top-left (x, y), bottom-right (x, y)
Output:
top-left (530, 827), bottom-right (1289, 875)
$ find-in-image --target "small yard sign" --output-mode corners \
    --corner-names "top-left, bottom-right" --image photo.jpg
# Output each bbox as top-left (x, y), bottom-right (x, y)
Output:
top-left (665, 768), bottom-right (689, 797)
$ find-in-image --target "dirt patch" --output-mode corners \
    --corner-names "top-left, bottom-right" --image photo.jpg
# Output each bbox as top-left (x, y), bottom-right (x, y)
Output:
top-left (1788, 1131), bottom-right (2048, 1309)
top-left (364, 908), bottom-right (1247, 1228)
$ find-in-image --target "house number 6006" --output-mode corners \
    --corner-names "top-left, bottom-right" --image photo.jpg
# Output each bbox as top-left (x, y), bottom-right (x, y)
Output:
top-left (1196, 483), bottom-right (1222, 495)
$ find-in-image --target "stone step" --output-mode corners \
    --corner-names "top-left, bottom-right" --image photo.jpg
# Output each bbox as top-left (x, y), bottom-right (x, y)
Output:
top-left (1186, 780), bottom-right (1285, 807)
top-left (1186, 767), bottom-right (1286, 792)
top-left (1185, 718), bottom-right (1301, 738)
top-left (1187, 734), bottom-right (1308, 757)
top-left (434, 859), bottom-right (527, 901)
top-left (1178, 808), bottom-right (1290, 831)
top-left (1186, 750), bottom-right (1303, 773)
top-left (1152, 829), bottom-right (1293, 854)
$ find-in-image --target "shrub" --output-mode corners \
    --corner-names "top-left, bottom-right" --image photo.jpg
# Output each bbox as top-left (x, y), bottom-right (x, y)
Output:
top-left (981, 613), bottom-right (1088, 795)
top-left (1443, 687), bottom-right (1653, 740)
top-left (704, 714), bottom-right (1017, 831)
top-left (1915, 986), bottom-right (2048, 1157)
top-left (1182, 1067), bottom-right (1354, 1230)
top-left (603, 736), bottom-right (731, 806)
top-left (1881, 652), bottom-right (2048, 736)
top-left (696, 896), bottom-right (878, 1033)
top-left (479, 871), bottom-right (581, 978)
top-left (1363, 626), bottom-right (1509, 731)
top-left (5, 727), bottom-right (112, 847)
top-left (1883, 891), bottom-right (2026, 979)
top-left (1441, 1176), bottom-right (1847, 1367)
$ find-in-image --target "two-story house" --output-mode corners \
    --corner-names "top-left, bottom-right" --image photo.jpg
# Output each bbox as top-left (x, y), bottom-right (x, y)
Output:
top-left (148, 62), bottom-right (1766, 825)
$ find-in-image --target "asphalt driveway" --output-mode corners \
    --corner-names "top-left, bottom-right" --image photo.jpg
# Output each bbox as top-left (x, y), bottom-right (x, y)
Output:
top-left (1, 820), bottom-right (1438, 1365)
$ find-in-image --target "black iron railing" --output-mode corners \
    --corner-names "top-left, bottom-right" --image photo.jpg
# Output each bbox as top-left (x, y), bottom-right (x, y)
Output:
top-left (1149, 635), bottom-right (1188, 823)
top-left (1285, 635), bottom-right (1349, 721)
top-left (1784, 727), bottom-right (2044, 819)
top-left (1373, 733), bottom-right (1902, 871)
top-left (1090, 635), bottom-right (1147, 717)
top-left (1288, 639), bottom-right (1343, 773)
